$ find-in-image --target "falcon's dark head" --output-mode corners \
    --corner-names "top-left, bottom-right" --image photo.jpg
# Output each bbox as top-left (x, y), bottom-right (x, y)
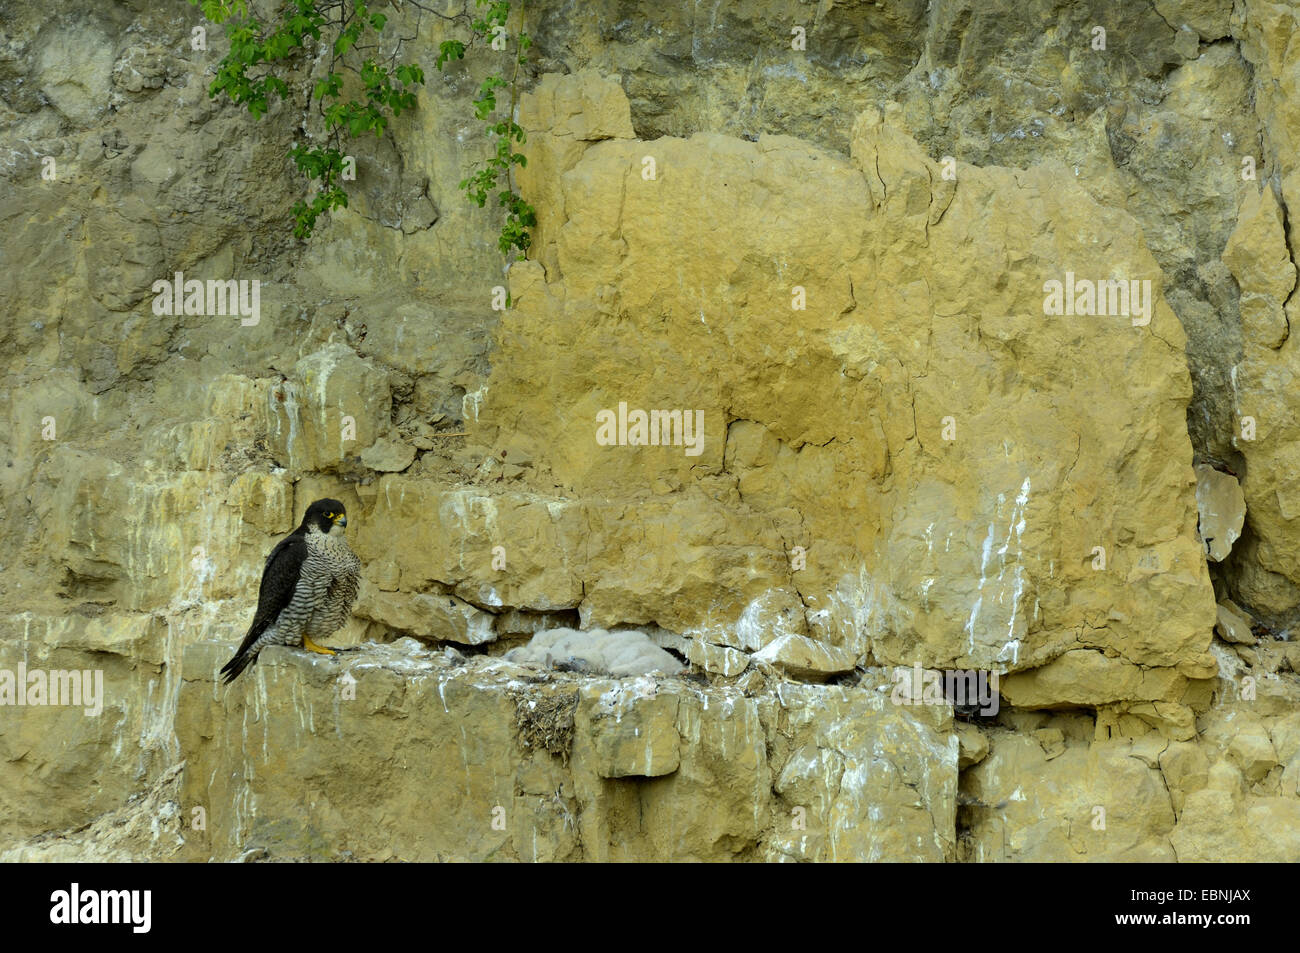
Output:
top-left (302, 498), bottom-right (348, 533)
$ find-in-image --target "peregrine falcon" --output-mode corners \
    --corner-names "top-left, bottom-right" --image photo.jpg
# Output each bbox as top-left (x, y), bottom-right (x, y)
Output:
top-left (220, 498), bottom-right (362, 684)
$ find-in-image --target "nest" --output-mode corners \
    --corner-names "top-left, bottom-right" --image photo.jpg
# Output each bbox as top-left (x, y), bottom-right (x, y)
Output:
top-left (511, 689), bottom-right (579, 763)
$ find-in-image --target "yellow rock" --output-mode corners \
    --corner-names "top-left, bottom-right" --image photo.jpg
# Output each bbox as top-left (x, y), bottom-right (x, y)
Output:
top-left (581, 681), bottom-right (681, 778)
top-left (472, 72), bottom-right (1216, 702)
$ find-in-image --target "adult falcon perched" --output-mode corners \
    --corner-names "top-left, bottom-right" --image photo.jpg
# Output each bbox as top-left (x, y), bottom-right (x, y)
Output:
top-left (220, 498), bottom-right (361, 684)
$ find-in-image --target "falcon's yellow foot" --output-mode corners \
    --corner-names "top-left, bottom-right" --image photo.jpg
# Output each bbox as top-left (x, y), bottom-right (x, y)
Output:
top-left (302, 636), bottom-right (339, 656)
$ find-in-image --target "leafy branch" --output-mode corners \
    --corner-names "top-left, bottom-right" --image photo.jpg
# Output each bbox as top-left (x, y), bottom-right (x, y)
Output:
top-left (191, 0), bottom-right (536, 258)
top-left (192, 0), bottom-right (431, 238)
top-left (438, 0), bottom-right (535, 256)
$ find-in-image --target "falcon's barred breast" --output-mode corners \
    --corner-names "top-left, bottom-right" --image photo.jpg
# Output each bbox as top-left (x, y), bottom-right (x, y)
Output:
top-left (220, 498), bottom-right (362, 684)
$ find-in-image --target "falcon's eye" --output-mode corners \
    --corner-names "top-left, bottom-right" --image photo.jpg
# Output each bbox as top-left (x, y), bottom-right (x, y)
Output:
top-left (324, 511), bottom-right (334, 518)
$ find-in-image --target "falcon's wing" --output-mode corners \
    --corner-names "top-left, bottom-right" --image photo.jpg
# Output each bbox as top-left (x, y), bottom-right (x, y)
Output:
top-left (230, 534), bottom-right (308, 658)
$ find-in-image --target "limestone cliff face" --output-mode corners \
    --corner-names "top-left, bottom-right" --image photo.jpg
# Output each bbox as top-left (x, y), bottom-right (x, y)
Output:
top-left (2, 0), bottom-right (1300, 861)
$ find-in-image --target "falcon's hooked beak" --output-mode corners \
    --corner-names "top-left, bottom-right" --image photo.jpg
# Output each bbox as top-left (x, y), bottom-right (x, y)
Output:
top-left (333, 514), bottom-right (348, 528)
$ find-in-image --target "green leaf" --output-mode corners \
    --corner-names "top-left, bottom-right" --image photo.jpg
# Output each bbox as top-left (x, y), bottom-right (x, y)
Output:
top-left (396, 63), bottom-right (425, 86)
top-left (313, 73), bottom-right (342, 100)
top-left (436, 39), bottom-right (466, 70)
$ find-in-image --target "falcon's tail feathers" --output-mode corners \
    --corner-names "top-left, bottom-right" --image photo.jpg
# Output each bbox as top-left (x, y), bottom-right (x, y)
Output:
top-left (219, 648), bottom-right (257, 684)
top-left (221, 622), bottom-right (268, 685)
